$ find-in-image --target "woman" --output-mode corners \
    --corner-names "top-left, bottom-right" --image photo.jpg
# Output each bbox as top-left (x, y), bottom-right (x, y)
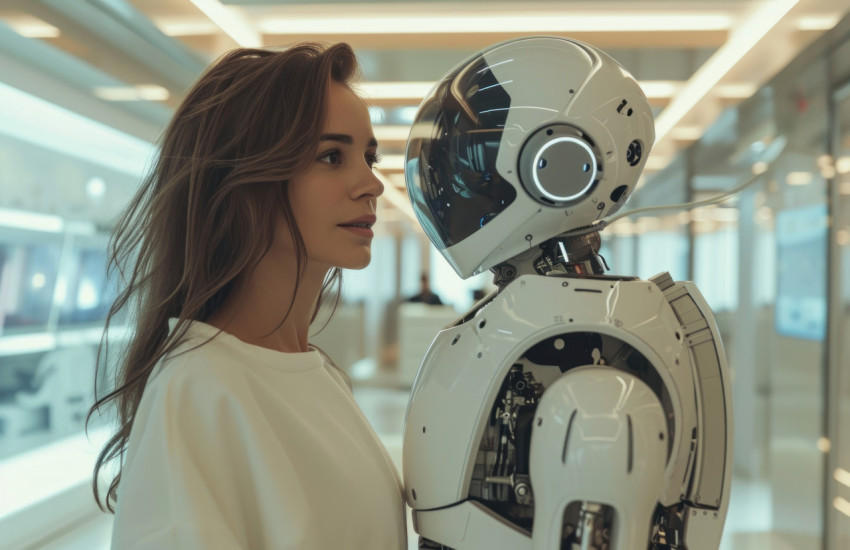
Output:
top-left (88, 42), bottom-right (407, 549)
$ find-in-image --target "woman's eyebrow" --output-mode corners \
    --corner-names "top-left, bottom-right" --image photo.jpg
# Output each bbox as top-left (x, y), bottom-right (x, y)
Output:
top-left (320, 133), bottom-right (379, 148)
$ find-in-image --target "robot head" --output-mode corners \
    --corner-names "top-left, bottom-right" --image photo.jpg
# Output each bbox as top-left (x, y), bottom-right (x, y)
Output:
top-left (405, 36), bottom-right (655, 278)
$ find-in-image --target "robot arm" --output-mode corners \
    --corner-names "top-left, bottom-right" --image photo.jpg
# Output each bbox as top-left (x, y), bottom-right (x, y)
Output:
top-left (529, 367), bottom-right (668, 550)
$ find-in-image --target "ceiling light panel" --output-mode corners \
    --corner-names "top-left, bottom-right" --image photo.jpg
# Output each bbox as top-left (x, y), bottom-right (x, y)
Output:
top-left (653, 0), bottom-right (798, 143)
top-left (259, 13), bottom-right (734, 35)
top-left (188, 0), bottom-right (261, 46)
top-left (5, 17), bottom-right (60, 38)
top-left (93, 85), bottom-right (170, 101)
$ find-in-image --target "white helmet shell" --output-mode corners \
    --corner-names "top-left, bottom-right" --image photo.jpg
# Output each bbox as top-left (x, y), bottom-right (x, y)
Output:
top-left (405, 36), bottom-right (655, 278)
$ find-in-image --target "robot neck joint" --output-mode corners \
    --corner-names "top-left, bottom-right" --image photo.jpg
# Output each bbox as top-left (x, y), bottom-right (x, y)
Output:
top-left (533, 231), bottom-right (609, 277)
top-left (490, 231), bottom-right (609, 288)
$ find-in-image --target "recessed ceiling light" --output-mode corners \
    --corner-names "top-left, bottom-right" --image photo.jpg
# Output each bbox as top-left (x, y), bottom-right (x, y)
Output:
top-left (8, 20), bottom-right (60, 38)
top-left (786, 171), bottom-right (812, 186)
top-left (93, 85), bottom-right (170, 101)
top-left (86, 177), bottom-right (106, 198)
top-left (260, 13), bottom-right (733, 35)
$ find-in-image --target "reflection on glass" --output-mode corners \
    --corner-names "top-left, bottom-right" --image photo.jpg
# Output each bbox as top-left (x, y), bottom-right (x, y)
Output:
top-left (0, 346), bottom-right (97, 460)
top-left (0, 242), bottom-right (62, 333)
top-left (775, 205), bottom-right (828, 340)
top-left (829, 78), bottom-right (850, 549)
top-left (694, 225), bottom-right (739, 312)
top-left (58, 248), bottom-right (115, 326)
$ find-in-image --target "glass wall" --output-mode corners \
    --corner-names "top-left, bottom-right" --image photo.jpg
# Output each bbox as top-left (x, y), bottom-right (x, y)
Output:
top-left (0, 79), bottom-right (151, 546)
top-left (601, 13), bottom-right (850, 549)
top-left (827, 77), bottom-right (850, 550)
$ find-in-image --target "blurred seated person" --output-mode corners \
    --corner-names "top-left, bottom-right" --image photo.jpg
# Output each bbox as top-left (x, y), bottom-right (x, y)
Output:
top-left (406, 273), bottom-right (443, 305)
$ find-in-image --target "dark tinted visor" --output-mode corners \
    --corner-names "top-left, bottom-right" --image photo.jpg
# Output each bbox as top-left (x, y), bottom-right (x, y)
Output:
top-left (405, 54), bottom-right (517, 250)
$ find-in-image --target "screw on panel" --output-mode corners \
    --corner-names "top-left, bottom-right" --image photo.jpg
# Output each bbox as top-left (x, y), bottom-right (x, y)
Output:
top-left (477, 352), bottom-right (482, 358)
top-left (562, 281), bottom-right (569, 287)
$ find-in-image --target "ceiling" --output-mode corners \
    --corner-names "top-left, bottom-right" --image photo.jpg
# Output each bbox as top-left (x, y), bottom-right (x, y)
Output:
top-left (0, 0), bottom-right (847, 229)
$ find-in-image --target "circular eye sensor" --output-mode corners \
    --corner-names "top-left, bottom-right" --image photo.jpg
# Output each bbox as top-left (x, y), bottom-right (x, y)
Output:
top-left (519, 125), bottom-right (600, 205)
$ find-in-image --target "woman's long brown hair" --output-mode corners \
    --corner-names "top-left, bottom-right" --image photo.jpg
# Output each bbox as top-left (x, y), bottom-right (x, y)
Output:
top-left (87, 42), bottom-right (358, 513)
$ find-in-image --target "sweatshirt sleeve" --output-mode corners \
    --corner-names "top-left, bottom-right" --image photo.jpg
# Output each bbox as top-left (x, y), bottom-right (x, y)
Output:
top-left (110, 355), bottom-right (307, 549)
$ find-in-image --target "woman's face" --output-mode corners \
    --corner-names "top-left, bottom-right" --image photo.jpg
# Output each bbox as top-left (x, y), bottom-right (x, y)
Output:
top-left (284, 81), bottom-right (384, 272)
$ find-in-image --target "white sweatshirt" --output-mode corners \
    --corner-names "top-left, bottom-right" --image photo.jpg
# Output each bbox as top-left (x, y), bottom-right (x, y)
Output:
top-left (111, 319), bottom-right (407, 549)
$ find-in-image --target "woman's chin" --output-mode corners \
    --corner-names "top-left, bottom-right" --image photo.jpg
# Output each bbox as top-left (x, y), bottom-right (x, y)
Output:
top-left (337, 251), bottom-right (372, 271)
top-left (346, 257), bottom-right (372, 270)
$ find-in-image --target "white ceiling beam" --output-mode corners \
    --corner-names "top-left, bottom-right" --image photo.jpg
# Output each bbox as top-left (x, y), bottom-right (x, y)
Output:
top-left (258, 12), bottom-right (734, 35)
top-left (188, 0), bottom-right (261, 47)
top-left (653, 0), bottom-right (799, 145)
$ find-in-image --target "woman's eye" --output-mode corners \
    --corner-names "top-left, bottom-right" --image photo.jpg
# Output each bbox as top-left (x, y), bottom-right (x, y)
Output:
top-left (318, 150), bottom-right (342, 165)
top-left (367, 152), bottom-right (382, 168)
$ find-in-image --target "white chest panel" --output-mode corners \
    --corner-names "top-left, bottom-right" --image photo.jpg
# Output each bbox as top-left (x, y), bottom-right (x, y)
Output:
top-left (403, 274), bottom-right (698, 511)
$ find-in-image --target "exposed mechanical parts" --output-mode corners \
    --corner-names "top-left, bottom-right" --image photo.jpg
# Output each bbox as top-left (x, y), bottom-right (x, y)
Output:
top-left (406, 271), bottom-right (731, 550)
top-left (491, 230), bottom-right (610, 289)
top-left (466, 331), bottom-right (675, 541)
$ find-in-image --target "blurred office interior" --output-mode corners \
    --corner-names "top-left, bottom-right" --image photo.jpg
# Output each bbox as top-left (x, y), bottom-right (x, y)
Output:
top-left (1, 1), bottom-right (850, 548)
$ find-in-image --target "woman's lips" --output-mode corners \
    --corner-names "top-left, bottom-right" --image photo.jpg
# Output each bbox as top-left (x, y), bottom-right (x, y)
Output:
top-left (338, 225), bottom-right (374, 238)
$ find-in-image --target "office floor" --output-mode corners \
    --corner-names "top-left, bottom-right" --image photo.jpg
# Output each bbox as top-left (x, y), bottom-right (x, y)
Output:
top-left (31, 386), bottom-right (787, 550)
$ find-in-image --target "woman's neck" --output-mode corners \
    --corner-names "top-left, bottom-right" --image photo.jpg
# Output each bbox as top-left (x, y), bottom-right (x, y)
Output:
top-left (207, 256), bottom-right (328, 354)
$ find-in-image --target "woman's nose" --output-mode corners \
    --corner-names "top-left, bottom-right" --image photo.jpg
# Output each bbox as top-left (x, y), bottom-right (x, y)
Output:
top-left (356, 166), bottom-right (384, 198)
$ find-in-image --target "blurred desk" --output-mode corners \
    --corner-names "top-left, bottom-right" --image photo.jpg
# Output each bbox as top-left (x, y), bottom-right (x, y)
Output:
top-left (310, 302), bottom-right (366, 372)
top-left (397, 303), bottom-right (457, 387)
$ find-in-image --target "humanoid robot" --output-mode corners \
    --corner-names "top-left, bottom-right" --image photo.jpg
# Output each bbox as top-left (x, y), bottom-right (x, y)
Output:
top-left (402, 37), bottom-right (733, 549)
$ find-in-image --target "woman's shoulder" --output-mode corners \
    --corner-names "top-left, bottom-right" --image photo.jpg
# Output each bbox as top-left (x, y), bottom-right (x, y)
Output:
top-left (312, 345), bottom-right (353, 392)
top-left (146, 322), bottom-right (238, 395)
top-left (147, 340), bottom-right (224, 395)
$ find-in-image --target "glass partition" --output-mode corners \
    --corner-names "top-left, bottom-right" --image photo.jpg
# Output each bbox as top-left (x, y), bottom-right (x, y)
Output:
top-left (0, 80), bottom-right (150, 531)
top-left (826, 78), bottom-right (850, 550)
top-left (626, 30), bottom-right (838, 549)
top-left (0, 228), bottom-right (63, 335)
